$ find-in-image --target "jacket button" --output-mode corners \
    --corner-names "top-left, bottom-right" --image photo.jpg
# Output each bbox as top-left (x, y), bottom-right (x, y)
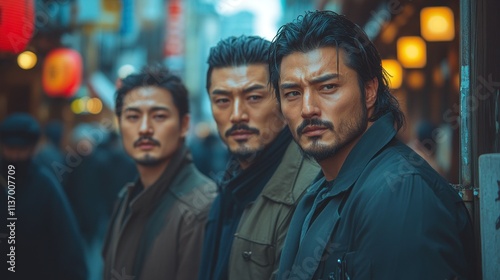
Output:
top-left (242, 251), bottom-right (252, 261)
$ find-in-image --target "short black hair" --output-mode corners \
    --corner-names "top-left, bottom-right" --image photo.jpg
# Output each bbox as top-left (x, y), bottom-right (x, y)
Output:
top-left (206, 35), bottom-right (271, 92)
top-left (115, 64), bottom-right (189, 119)
top-left (269, 10), bottom-right (404, 130)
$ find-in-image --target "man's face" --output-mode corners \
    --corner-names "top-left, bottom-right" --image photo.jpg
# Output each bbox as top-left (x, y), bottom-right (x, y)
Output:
top-left (209, 64), bottom-right (285, 166)
top-left (119, 86), bottom-right (189, 167)
top-left (278, 47), bottom-right (377, 162)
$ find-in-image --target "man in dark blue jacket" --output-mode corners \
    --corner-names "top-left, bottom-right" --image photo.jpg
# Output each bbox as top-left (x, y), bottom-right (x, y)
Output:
top-left (269, 10), bottom-right (475, 280)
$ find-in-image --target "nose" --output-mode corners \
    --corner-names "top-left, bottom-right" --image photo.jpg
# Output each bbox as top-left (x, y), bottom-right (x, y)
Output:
top-left (301, 90), bottom-right (321, 119)
top-left (229, 98), bottom-right (249, 123)
top-left (139, 115), bottom-right (153, 136)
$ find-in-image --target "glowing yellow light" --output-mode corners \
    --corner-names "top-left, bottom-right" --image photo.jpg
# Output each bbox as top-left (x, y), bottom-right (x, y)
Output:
top-left (71, 98), bottom-right (87, 114)
top-left (420, 7), bottom-right (455, 41)
top-left (87, 98), bottom-right (103, 114)
top-left (397, 36), bottom-right (427, 68)
top-left (382, 59), bottom-right (403, 89)
top-left (406, 71), bottom-right (425, 90)
top-left (17, 51), bottom-right (37, 70)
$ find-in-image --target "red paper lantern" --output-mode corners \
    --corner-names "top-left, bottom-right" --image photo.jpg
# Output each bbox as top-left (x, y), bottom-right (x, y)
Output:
top-left (0, 0), bottom-right (35, 54)
top-left (42, 48), bottom-right (83, 98)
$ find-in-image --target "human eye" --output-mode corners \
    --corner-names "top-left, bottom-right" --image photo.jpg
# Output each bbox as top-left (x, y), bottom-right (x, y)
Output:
top-left (214, 98), bottom-right (230, 105)
top-left (320, 84), bottom-right (338, 92)
top-left (283, 91), bottom-right (301, 99)
top-left (153, 113), bottom-right (168, 121)
top-left (247, 95), bottom-right (263, 102)
top-left (125, 113), bottom-right (140, 121)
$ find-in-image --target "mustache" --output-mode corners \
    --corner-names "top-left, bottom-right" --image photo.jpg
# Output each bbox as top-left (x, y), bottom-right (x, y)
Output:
top-left (225, 124), bottom-right (260, 138)
top-left (297, 119), bottom-right (334, 137)
top-left (133, 136), bottom-right (161, 147)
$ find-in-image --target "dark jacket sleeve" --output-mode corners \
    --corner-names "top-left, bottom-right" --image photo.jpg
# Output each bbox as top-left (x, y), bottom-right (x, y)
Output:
top-left (350, 174), bottom-right (473, 280)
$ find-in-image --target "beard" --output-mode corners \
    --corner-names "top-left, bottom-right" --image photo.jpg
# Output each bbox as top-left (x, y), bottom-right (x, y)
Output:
top-left (134, 154), bottom-right (165, 167)
top-left (230, 145), bottom-right (264, 163)
top-left (298, 104), bottom-right (368, 162)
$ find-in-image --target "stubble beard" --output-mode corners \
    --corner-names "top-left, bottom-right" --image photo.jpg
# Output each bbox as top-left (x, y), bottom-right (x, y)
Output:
top-left (231, 142), bottom-right (264, 164)
top-left (135, 154), bottom-right (165, 167)
top-left (299, 106), bottom-right (368, 162)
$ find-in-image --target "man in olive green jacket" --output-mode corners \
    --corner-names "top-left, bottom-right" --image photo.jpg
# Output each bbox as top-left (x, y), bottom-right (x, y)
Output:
top-left (198, 35), bottom-right (320, 280)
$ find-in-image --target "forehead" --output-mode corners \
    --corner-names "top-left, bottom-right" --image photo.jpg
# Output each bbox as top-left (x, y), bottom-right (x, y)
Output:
top-left (280, 47), bottom-right (353, 80)
top-left (209, 64), bottom-right (269, 90)
top-left (123, 86), bottom-right (174, 107)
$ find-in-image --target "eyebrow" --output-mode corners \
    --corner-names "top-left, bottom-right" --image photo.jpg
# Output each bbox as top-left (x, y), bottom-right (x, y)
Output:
top-left (123, 106), bottom-right (170, 113)
top-left (211, 84), bottom-right (266, 96)
top-left (211, 89), bottom-right (230, 96)
top-left (280, 73), bottom-right (340, 91)
top-left (310, 73), bottom-right (340, 84)
top-left (242, 84), bottom-right (266, 94)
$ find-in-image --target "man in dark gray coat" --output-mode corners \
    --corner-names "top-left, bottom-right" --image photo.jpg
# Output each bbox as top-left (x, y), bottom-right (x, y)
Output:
top-left (103, 65), bottom-right (216, 280)
top-left (269, 11), bottom-right (475, 280)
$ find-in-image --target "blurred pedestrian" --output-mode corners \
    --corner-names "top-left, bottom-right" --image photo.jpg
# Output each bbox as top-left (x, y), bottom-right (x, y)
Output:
top-left (102, 65), bottom-right (216, 280)
top-left (198, 35), bottom-right (320, 280)
top-left (0, 113), bottom-right (88, 280)
top-left (35, 120), bottom-right (65, 179)
top-left (407, 119), bottom-right (445, 175)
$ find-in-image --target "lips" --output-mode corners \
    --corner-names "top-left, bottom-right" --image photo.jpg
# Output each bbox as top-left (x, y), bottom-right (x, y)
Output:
top-left (136, 141), bottom-right (157, 150)
top-left (230, 130), bottom-right (255, 141)
top-left (301, 125), bottom-right (328, 137)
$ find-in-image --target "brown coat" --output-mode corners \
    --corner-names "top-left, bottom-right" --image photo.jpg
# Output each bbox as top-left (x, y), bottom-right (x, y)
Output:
top-left (102, 147), bottom-right (216, 280)
top-left (227, 142), bottom-right (320, 280)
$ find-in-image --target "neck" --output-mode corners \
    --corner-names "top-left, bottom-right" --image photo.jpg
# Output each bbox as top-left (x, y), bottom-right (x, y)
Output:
top-left (136, 159), bottom-right (170, 189)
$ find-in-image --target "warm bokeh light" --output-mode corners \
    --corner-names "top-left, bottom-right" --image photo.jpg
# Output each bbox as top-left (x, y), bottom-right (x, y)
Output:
top-left (420, 7), bottom-right (455, 41)
top-left (382, 59), bottom-right (403, 89)
top-left (17, 51), bottom-right (37, 70)
top-left (406, 70), bottom-right (425, 90)
top-left (71, 98), bottom-right (87, 114)
top-left (42, 48), bottom-right (83, 98)
top-left (87, 98), bottom-right (103, 114)
top-left (397, 36), bottom-right (427, 68)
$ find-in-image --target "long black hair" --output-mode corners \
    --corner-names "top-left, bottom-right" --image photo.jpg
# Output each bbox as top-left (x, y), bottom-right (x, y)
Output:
top-left (269, 10), bottom-right (404, 130)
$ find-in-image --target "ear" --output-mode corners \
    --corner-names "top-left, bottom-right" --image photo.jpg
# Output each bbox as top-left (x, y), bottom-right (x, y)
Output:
top-left (180, 113), bottom-right (190, 138)
top-left (364, 77), bottom-right (378, 111)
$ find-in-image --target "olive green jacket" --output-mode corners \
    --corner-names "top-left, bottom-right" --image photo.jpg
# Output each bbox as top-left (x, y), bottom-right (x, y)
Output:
top-left (227, 141), bottom-right (320, 280)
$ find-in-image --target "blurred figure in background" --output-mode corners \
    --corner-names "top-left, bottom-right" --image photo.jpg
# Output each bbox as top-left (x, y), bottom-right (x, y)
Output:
top-left (188, 122), bottom-right (229, 181)
top-left (103, 65), bottom-right (216, 280)
top-left (35, 120), bottom-right (65, 179)
top-left (64, 122), bottom-right (138, 280)
top-left (407, 119), bottom-right (445, 176)
top-left (0, 113), bottom-right (88, 280)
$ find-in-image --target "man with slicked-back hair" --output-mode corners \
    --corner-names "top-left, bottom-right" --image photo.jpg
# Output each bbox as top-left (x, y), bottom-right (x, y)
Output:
top-left (198, 35), bottom-right (320, 280)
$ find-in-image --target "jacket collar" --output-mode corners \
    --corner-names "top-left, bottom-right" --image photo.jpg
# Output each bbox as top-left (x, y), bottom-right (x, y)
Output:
top-left (322, 113), bottom-right (397, 197)
top-left (261, 141), bottom-right (308, 205)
